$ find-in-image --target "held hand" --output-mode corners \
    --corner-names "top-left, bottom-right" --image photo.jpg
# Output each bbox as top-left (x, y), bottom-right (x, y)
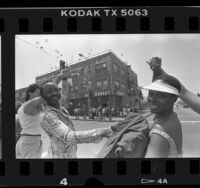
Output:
top-left (55, 69), bottom-right (70, 84)
top-left (59, 71), bottom-right (69, 80)
top-left (101, 127), bottom-right (113, 138)
top-left (110, 122), bottom-right (123, 132)
top-left (114, 146), bottom-right (123, 158)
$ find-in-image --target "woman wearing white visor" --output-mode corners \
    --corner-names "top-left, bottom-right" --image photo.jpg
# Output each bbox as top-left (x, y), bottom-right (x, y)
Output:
top-left (147, 56), bottom-right (200, 115)
top-left (142, 75), bottom-right (183, 158)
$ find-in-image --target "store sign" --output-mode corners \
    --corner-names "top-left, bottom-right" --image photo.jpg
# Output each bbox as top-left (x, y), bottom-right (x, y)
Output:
top-left (117, 91), bottom-right (125, 96)
top-left (94, 90), bottom-right (111, 96)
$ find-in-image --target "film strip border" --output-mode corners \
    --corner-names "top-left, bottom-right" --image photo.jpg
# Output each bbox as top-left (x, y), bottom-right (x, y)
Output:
top-left (0, 7), bottom-right (200, 33)
top-left (0, 7), bottom-right (200, 185)
top-left (0, 159), bottom-right (199, 185)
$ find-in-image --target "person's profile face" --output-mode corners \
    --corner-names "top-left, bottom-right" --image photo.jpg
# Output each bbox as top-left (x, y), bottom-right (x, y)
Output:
top-left (42, 82), bottom-right (61, 107)
top-left (35, 89), bottom-right (40, 97)
top-left (147, 90), bottom-right (175, 114)
top-left (29, 89), bottom-right (40, 100)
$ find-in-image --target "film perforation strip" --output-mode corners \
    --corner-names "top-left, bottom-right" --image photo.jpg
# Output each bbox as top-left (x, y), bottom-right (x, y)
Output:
top-left (165, 160), bottom-right (175, 175)
top-left (68, 161), bottom-right (78, 175)
top-left (44, 161), bottom-right (54, 176)
top-left (67, 18), bottom-right (77, 32)
top-left (0, 160), bottom-right (200, 182)
top-left (92, 161), bottom-right (102, 175)
top-left (0, 162), bottom-right (5, 176)
top-left (0, 16), bottom-right (200, 34)
top-left (19, 161), bottom-right (30, 176)
top-left (92, 18), bottom-right (101, 32)
top-left (116, 160), bottom-right (127, 175)
top-left (189, 17), bottom-right (199, 31)
top-left (116, 17), bottom-right (126, 31)
top-left (141, 160), bottom-right (151, 175)
top-left (0, 18), bottom-right (4, 33)
top-left (190, 160), bottom-right (200, 175)
top-left (43, 18), bottom-right (54, 32)
top-left (164, 17), bottom-right (175, 31)
top-left (140, 17), bottom-right (150, 31)
top-left (19, 18), bottom-right (29, 33)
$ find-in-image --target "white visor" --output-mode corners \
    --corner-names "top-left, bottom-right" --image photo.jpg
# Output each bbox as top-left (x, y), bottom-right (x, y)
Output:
top-left (141, 79), bottom-right (180, 96)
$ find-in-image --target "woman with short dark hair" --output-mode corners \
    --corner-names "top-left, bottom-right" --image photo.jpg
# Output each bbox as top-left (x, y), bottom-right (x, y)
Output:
top-left (16, 83), bottom-right (45, 159)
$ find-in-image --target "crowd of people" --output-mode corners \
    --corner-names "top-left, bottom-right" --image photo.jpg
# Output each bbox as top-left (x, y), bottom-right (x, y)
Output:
top-left (73, 106), bottom-right (115, 121)
top-left (72, 105), bottom-right (141, 122)
top-left (14, 56), bottom-right (200, 158)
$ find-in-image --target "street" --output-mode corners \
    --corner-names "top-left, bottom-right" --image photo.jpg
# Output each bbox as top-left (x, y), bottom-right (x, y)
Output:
top-left (40, 107), bottom-right (200, 158)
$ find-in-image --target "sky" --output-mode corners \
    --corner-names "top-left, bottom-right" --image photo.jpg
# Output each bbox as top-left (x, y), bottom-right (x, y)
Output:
top-left (15, 34), bottom-right (200, 96)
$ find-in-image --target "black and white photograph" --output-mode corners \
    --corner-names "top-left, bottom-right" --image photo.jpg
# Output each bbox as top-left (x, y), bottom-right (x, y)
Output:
top-left (15, 34), bottom-right (200, 159)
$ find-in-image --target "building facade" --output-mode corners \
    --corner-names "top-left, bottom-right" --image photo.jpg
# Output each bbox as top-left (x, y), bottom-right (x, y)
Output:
top-left (59, 50), bottom-right (142, 113)
top-left (15, 87), bottom-right (27, 103)
top-left (16, 50), bottom-right (143, 114)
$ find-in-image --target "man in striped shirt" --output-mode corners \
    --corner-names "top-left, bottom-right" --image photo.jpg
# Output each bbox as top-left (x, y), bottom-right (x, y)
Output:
top-left (40, 80), bottom-right (113, 158)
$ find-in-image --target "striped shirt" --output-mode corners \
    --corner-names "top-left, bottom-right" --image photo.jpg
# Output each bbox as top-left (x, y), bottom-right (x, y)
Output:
top-left (40, 105), bottom-right (112, 158)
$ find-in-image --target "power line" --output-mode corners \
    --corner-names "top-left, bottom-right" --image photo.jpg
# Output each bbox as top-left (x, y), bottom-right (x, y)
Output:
top-left (16, 36), bottom-right (39, 49)
top-left (16, 36), bottom-right (59, 62)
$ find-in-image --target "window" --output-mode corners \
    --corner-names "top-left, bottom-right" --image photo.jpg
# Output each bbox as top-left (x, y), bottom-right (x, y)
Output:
top-left (102, 80), bottom-right (108, 89)
top-left (121, 84), bottom-right (126, 89)
top-left (81, 83), bottom-right (85, 89)
top-left (96, 80), bottom-right (108, 90)
top-left (81, 68), bottom-right (84, 76)
top-left (115, 81), bottom-right (120, 89)
top-left (131, 88), bottom-right (136, 96)
top-left (88, 81), bottom-right (92, 88)
top-left (96, 81), bottom-right (102, 89)
top-left (114, 63), bottom-right (119, 73)
top-left (75, 86), bottom-right (78, 91)
top-left (95, 62), bottom-right (107, 73)
top-left (121, 69), bottom-right (125, 76)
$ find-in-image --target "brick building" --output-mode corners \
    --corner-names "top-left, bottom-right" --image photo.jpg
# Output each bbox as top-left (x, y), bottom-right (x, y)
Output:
top-left (65, 50), bottom-right (143, 112)
top-left (16, 50), bottom-right (143, 114)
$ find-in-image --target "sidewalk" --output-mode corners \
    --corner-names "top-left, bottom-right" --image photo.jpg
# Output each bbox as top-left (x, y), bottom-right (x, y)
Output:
top-left (70, 110), bottom-right (150, 122)
top-left (70, 116), bottom-right (125, 122)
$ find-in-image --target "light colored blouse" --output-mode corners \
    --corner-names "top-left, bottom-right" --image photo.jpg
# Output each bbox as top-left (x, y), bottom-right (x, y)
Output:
top-left (17, 102), bottom-right (42, 135)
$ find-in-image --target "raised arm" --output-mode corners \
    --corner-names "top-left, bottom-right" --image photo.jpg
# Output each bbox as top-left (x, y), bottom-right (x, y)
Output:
top-left (55, 69), bottom-right (70, 85)
top-left (23, 97), bottom-right (46, 116)
top-left (179, 85), bottom-right (200, 114)
top-left (146, 57), bottom-right (200, 115)
top-left (41, 111), bottom-right (113, 144)
top-left (146, 57), bottom-right (167, 81)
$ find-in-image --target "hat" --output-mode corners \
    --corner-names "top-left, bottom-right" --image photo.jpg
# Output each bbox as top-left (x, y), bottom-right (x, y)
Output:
top-left (141, 79), bottom-right (180, 96)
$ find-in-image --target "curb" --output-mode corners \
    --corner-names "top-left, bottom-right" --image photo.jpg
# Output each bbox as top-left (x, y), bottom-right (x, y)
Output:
top-left (71, 118), bottom-right (124, 122)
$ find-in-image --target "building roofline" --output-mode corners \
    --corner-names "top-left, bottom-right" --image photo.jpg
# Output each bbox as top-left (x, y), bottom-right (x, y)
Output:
top-left (69, 49), bottom-right (128, 68)
top-left (36, 49), bottom-right (131, 78)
